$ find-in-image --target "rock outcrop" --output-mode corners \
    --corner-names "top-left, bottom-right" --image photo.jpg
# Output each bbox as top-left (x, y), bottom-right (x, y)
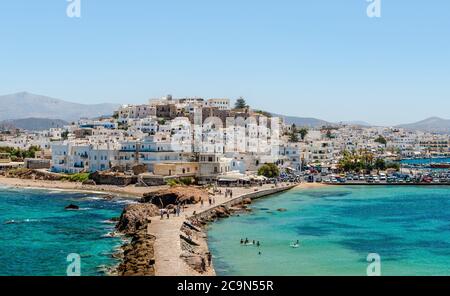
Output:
top-left (180, 222), bottom-right (211, 274)
top-left (116, 204), bottom-right (160, 234)
top-left (141, 186), bottom-right (208, 207)
top-left (82, 179), bottom-right (96, 186)
top-left (90, 171), bottom-right (136, 186)
top-left (115, 228), bottom-right (156, 276)
top-left (242, 198), bottom-right (252, 205)
top-left (6, 168), bottom-right (63, 181)
top-left (64, 204), bottom-right (80, 210)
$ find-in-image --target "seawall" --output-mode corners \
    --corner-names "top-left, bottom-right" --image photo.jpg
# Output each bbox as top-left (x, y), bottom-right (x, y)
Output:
top-left (192, 184), bottom-right (297, 221)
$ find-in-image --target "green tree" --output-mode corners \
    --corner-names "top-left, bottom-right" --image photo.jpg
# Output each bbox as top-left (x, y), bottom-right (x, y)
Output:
top-left (289, 124), bottom-right (299, 142)
top-left (386, 162), bottom-right (400, 171)
top-left (234, 97), bottom-right (248, 109)
top-left (375, 136), bottom-right (387, 145)
top-left (257, 163), bottom-right (280, 178)
top-left (61, 130), bottom-right (69, 140)
top-left (0, 146), bottom-right (41, 161)
top-left (298, 128), bottom-right (308, 140)
top-left (374, 158), bottom-right (386, 171)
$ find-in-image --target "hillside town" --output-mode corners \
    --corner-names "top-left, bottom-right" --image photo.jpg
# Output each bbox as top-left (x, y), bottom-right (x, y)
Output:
top-left (1, 95), bottom-right (450, 185)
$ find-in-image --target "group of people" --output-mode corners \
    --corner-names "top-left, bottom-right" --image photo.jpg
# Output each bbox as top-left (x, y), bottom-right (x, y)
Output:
top-left (200, 196), bottom-right (217, 207)
top-left (241, 238), bottom-right (262, 255)
top-left (224, 189), bottom-right (233, 199)
top-left (160, 203), bottom-right (183, 219)
top-left (240, 238), bottom-right (261, 248)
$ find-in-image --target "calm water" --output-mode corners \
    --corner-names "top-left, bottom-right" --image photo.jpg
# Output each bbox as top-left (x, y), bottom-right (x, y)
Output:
top-left (401, 157), bottom-right (450, 165)
top-left (208, 186), bottom-right (450, 275)
top-left (0, 186), bottom-right (129, 276)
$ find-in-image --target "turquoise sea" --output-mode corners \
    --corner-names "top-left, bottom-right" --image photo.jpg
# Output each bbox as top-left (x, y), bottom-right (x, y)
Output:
top-left (0, 186), bottom-right (129, 276)
top-left (401, 157), bottom-right (450, 165)
top-left (207, 186), bottom-right (450, 276)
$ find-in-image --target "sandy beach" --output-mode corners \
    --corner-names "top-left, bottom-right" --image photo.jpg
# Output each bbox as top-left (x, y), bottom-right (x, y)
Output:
top-left (0, 176), bottom-right (167, 199)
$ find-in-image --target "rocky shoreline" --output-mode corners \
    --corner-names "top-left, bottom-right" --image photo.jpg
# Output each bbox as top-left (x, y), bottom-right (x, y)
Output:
top-left (178, 198), bottom-right (253, 274)
top-left (110, 203), bottom-right (160, 276)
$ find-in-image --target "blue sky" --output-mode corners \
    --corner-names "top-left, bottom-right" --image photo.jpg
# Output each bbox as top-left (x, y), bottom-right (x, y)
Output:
top-left (0, 0), bottom-right (449, 125)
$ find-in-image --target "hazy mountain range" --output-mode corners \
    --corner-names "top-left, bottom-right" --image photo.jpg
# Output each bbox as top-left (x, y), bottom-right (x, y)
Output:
top-left (0, 92), bottom-right (120, 122)
top-left (396, 117), bottom-right (450, 134)
top-left (272, 113), bottom-right (331, 127)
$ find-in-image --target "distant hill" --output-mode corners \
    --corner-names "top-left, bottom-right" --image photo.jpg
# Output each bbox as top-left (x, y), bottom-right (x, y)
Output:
top-left (272, 113), bottom-right (331, 128)
top-left (396, 117), bottom-right (450, 134)
top-left (0, 92), bottom-right (120, 122)
top-left (1, 118), bottom-right (69, 131)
